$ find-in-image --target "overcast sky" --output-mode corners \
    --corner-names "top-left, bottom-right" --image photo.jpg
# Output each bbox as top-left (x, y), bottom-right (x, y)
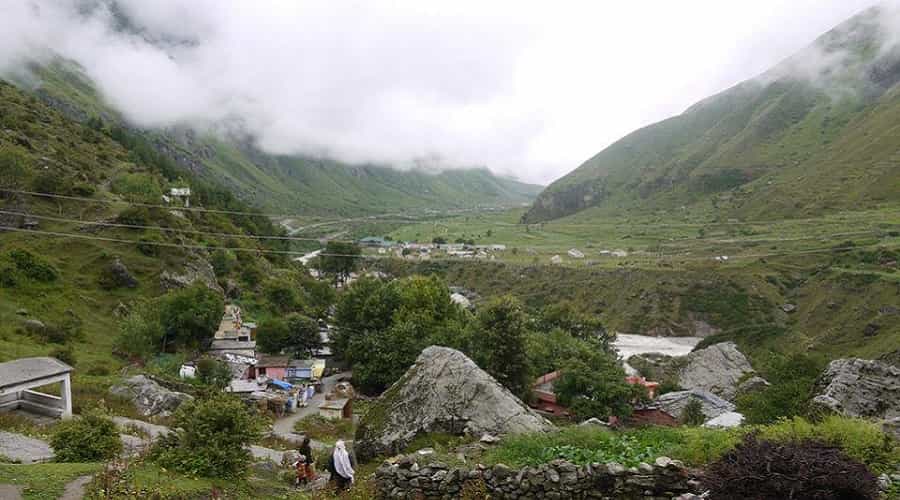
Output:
top-left (0, 0), bottom-right (889, 184)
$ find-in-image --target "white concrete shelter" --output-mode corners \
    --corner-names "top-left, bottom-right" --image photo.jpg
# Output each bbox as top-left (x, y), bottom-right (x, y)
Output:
top-left (0, 357), bottom-right (73, 418)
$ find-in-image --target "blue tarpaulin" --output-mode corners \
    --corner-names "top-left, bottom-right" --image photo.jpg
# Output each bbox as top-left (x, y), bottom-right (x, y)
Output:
top-left (269, 379), bottom-right (293, 391)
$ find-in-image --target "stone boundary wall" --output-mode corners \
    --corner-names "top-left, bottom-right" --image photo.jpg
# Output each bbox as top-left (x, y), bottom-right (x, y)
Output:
top-left (374, 454), bottom-right (702, 499)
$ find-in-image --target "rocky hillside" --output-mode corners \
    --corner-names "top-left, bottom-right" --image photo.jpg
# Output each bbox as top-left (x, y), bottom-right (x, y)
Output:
top-left (524, 5), bottom-right (900, 222)
top-left (16, 62), bottom-right (540, 217)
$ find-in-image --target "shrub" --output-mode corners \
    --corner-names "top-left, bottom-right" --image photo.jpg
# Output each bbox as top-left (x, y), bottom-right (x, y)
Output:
top-left (195, 357), bottom-right (232, 390)
top-left (704, 434), bottom-right (879, 500)
top-left (679, 398), bottom-right (706, 426)
top-left (736, 353), bottom-right (825, 424)
top-left (7, 249), bottom-right (57, 282)
top-left (759, 416), bottom-right (900, 474)
top-left (50, 412), bottom-right (122, 462)
top-left (49, 345), bottom-right (76, 366)
top-left (150, 394), bottom-right (264, 478)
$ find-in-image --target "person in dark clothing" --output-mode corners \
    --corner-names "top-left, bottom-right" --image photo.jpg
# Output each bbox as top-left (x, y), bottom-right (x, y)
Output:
top-left (326, 440), bottom-right (355, 490)
top-left (296, 437), bottom-right (315, 485)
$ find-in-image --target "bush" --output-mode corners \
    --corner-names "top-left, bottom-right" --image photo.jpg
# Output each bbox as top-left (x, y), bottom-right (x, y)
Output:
top-left (195, 357), bottom-right (232, 390)
top-left (7, 249), bottom-right (57, 282)
top-left (50, 412), bottom-right (122, 462)
top-left (49, 345), bottom-right (76, 367)
top-left (736, 353), bottom-right (825, 424)
top-left (679, 398), bottom-right (705, 426)
top-left (704, 434), bottom-right (879, 500)
top-left (759, 416), bottom-right (900, 474)
top-left (150, 394), bottom-right (264, 478)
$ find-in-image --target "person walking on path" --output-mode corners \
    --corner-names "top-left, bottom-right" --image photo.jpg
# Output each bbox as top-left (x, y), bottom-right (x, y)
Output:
top-left (295, 437), bottom-right (315, 486)
top-left (326, 440), bottom-right (355, 490)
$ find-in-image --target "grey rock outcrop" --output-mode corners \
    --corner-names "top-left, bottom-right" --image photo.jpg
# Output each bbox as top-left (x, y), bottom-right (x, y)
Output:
top-left (22, 319), bottom-right (46, 334)
top-left (656, 389), bottom-right (735, 420)
top-left (160, 258), bottom-right (223, 294)
top-left (629, 342), bottom-right (764, 401)
top-left (811, 358), bottom-right (900, 419)
top-left (105, 258), bottom-right (138, 288)
top-left (678, 342), bottom-right (760, 401)
top-left (109, 375), bottom-right (194, 417)
top-left (354, 346), bottom-right (553, 461)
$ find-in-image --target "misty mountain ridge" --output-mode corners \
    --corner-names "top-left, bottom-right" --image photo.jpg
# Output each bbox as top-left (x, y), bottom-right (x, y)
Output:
top-left (524, 4), bottom-right (900, 223)
top-left (8, 58), bottom-right (540, 216)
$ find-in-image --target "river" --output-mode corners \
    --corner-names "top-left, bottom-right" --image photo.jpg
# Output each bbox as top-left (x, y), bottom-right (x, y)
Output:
top-left (612, 333), bottom-right (702, 374)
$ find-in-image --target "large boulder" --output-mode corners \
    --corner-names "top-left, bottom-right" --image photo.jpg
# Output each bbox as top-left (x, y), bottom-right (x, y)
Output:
top-left (354, 346), bottom-right (553, 461)
top-left (629, 342), bottom-right (764, 401)
top-left (811, 358), bottom-right (900, 419)
top-left (678, 342), bottom-right (760, 401)
top-left (109, 375), bottom-right (194, 417)
top-left (656, 389), bottom-right (736, 421)
top-left (160, 258), bottom-right (223, 294)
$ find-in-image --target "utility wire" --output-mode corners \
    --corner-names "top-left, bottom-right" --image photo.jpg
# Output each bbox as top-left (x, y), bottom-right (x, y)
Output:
top-left (0, 209), bottom-right (350, 243)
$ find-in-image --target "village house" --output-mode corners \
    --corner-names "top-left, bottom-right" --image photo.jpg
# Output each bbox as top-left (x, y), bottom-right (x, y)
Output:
top-left (568, 248), bottom-right (585, 259)
top-left (359, 236), bottom-right (393, 248)
top-left (208, 339), bottom-right (257, 358)
top-left (250, 355), bottom-right (290, 380)
top-left (285, 359), bottom-right (326, 383)
top-left (531, 371), bottom-right (668, 424)
top-left (530, 371), bottom-right (569, 417)
top-left (319, 397), bottom-right (352, 420)
top-left (625, 375), bottom-right (660, 399)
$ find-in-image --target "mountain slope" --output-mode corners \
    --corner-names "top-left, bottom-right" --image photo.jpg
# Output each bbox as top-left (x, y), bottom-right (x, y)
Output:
top-left (524, 5), bottom-right (900, 223)
top-left (14, 61), bottom-right (540, 217)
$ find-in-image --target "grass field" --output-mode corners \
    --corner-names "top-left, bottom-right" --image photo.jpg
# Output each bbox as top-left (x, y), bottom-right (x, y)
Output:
top-left (388, 206), bottom-right (900, 270)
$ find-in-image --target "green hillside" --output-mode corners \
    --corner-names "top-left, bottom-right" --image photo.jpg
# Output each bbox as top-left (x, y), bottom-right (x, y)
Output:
top-left (524, 5), bottom-right (900, 223)
top-left (16, 61), bottom-right (540, 217)
top-left (0, 77), bottom-right (309, 370)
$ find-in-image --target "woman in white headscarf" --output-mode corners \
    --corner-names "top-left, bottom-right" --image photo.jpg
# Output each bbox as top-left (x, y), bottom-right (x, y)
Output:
top-left (327, 440), bottom-right (355, 490)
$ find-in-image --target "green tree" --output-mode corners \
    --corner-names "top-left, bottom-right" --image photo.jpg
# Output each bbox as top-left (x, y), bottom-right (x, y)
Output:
top-left (150, 394), bottom-right (264, 478)
top-left (539, 301), bottom-right (613, 349)
top-left (196, 357), bottom-right (233, 390)
top-left (262, 277), bottom-right (303, 313)
top-left (51, 412), bottom-right (122, 462)
top-left (554, 350), bottom-right (638, 420)
top-left (679, 398), bottom-right (706, 426)
top-left (115, 301), bottom-right (165, 359)
top-left (256, 314), bottom-right (321, 358)
top-left (285, 314), bottom-right (322, 358)
top-left (334, 275), bottom-right (468, 394)
top-left (158, 284), bottom-right (224, 350)
top-left (473, 295), bottom-right (531, 397)
top-left (319, 241), bottom-right (361, 285)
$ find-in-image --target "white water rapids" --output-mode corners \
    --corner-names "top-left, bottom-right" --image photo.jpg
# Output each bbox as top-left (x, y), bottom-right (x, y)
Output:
top-left (612, 333), bottom-right (702, 374)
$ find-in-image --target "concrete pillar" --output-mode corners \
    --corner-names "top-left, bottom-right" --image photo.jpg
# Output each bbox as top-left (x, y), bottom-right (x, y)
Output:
top-left (60, 374), bottom-right (72, 418)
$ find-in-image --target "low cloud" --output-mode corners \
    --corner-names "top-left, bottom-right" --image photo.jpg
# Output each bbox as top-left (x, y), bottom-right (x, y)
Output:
top-left (0, 1), bottom-right (892, 183)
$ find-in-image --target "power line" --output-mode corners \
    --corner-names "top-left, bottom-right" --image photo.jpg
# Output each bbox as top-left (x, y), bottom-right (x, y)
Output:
top-left (0, 209), bottom-right (348, 243)
top-left (0, 226), bottom-right (373, 258)
top-left (0, 188), bottom-right (461, 228)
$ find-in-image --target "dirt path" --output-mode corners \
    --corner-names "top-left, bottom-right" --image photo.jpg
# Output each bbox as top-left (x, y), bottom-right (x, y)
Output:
top-left (0, 484), bottom-right (23, 500)
top-left (59, 475), bottom-right (93, 500)
top-left (272, 372), bottom-right (348, 449)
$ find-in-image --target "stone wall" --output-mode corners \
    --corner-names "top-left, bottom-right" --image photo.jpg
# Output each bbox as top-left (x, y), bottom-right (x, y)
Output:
top-left (374, 454), bottom-right (701, 499)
